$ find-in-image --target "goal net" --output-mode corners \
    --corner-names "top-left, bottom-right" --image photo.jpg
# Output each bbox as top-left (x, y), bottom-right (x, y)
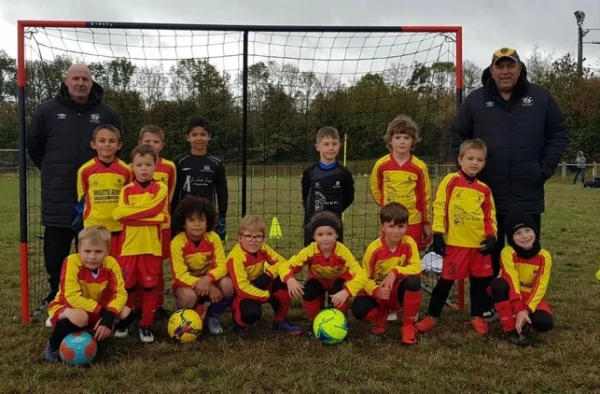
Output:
top-left (18, 22), bottom-right (463, 322)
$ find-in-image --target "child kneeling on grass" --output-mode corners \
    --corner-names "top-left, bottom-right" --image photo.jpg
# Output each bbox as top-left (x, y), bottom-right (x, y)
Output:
top-left (44, 225), bottom-right (134, 363)
top-left (170, 195), bottom-right (234, 335)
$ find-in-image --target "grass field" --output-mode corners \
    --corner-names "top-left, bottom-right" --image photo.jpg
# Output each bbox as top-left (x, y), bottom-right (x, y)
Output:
top-left (1, 174), bottom-right (599, 394)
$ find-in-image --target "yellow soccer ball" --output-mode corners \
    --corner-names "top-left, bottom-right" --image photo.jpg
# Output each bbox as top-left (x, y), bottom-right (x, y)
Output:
top-left (167, 309), bottom-right (203, 343)
top-left (313, 308), bottom-right (348, 345)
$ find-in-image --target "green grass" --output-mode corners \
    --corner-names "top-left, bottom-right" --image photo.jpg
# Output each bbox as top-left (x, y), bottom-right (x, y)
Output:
top-left (1, 174), bottom-right (600, 393)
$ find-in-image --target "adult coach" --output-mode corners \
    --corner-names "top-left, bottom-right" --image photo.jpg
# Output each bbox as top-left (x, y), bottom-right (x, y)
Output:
top-left (450, 47), bottom-right (568, 277)
top-left (27, 64), bottom-right (121, 306)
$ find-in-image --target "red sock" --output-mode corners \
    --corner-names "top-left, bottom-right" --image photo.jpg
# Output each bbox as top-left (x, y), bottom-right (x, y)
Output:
top-left (402, 289), bottom-right (422, 325)
top-left (495, 300), bottom-right (516, 332)
top-left (361, 305), bottom-right (382, 322)
top-left (303, 297), bottom-right (323, 321)
top-left (156, 270), bottom-right (165, 308)
top-left (140, 287), bottom-right (158, 327)
top-left (273, 289), bottom-right (291, 322)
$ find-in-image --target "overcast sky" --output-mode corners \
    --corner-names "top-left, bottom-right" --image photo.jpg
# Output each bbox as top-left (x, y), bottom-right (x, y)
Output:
top-left (1, 0), bottom-right (599, 73)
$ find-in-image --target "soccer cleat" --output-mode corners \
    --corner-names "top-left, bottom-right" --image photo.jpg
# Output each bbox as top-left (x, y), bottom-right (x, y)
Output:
top-left (401, 324), bottom-right (419, 345)
top-left (386, 311), bottom-right (398, 322)
top-left (43, 342), bottom-right (60, 363)
top-left (154, 307), bottom-right (172, 322)
top-left (272, 320), bottom-right (303, 335)
top-left (113, 327), bottom-right (129, 338)
top-left (469, 317), bottom-right (489, 335)
top-left (138, 326), bottom-right (155, 343)
top-left (483, 308), bottom-right (498, 322)
top-left (206, 316), bottom-right (224, 335)
top-left (505, 329), bottom-right (532, 347)
top-left (415, 316), bottom-right (438, 333)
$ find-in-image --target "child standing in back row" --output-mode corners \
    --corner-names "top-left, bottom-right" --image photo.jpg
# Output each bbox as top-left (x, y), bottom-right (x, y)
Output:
top-left (301, 127), bottom-right (354, 246)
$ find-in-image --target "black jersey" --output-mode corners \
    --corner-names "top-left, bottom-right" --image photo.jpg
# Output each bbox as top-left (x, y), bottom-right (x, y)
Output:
top-left (172, 152), bottom-right (229, 218)
top-left (301, 162), bottom-right (355, 224)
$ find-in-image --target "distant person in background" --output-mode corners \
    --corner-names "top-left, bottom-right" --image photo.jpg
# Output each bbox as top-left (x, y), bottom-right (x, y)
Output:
top-left (27, 64), bottom-right (121, 310)
top-left (573, 151), bottom-right (586, 185)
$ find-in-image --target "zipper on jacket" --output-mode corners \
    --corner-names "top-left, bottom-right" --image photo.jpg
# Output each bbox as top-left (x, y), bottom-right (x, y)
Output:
top-left (506, 102), bottom-right (514, 213)
top-left (77, 113), bottom-right (82, 169)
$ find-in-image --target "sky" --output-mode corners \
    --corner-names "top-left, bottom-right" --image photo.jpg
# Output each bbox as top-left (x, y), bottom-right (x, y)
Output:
top-left (1, 0), bottom-right (599, 75)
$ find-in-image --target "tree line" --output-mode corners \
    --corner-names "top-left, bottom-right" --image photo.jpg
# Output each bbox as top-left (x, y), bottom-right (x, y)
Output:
top-left (0, 48), bottom-right (598, 166)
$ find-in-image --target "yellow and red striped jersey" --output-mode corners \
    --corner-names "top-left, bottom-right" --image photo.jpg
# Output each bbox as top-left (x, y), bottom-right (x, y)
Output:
top-left (113, 180), bottom-right (168, 257)
top-left (500, 246), bottom-right (552, 313)
top-left (279, 242), bottom-right (367, 296)
top-left (154, 157), bottom-right (176, 229)
top-left (361, 235), bottom-right (422, 296)
top-left (169, 231), bottom-right (228, 288)
top-left (77, 157), bottom-right (132, 232)
top-left (432, 171), bottom-right (497, 248)
top-left (369, 154), bottom-right (432, 225)
top-left (226, 242), bottom-right (285, 302)
top-left (48, 253), bottom-right (127, 317)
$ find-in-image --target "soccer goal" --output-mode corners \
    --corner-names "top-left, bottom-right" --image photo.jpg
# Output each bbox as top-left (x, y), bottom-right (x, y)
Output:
top-left (17, 20), bottom-right (464, 323)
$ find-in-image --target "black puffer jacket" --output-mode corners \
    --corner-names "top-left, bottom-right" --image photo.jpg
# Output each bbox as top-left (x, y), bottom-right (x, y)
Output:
top-left (450, 65), bottom-right (568, 214)
top-left (27, 82), bottom-right (121, 227)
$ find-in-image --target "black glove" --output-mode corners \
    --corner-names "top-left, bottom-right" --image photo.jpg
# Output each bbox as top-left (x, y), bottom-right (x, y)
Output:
top-left (98, 307), bottom-right (116, 329)
top-left (432, 234), bottom-right (446, 256)
top-left (478, 236), bottom-right (496, 256)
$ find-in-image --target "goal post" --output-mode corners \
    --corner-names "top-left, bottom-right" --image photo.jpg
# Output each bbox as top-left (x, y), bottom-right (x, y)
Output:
top-left (17, 20), bottom-right (464, 323)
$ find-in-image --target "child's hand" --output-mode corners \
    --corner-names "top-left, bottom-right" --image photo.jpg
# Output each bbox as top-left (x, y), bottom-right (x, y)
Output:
top-left (193, 276), bottom-right (212, 296)
top-left (330, 289), bottom-right (350, 308)
top-left (93, 320), bottom-right (112, 341)
top-left (208, 285), bottom-right (223, 303)
top-left (376, 286), bottom-right (391, 300)
top-left (515, 310), bottom-right (531, 334)
top-left (287, 278), bottom-right (304, 299)
top-left (422, 224), bottom-right (432, 242)
top-left (381, 272), bottom-right (396, 290)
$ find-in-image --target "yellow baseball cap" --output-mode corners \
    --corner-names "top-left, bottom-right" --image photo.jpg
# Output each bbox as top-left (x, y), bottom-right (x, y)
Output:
top-left (491, 47), bottom-right (521, 64)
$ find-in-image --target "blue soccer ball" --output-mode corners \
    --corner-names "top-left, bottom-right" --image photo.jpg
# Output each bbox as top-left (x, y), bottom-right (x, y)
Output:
top-left (59, 331), bottom-right (97, 366)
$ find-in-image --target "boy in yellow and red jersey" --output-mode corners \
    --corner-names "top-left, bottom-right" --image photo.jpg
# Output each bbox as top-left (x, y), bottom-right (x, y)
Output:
top-left (43, 226), bottom-right (134, 363)
top-left (227, 215), bottom-right (301, 335)
top-left (170, 195), bottom-right (234, 335)
top-left (416, 139), bottom-right (497, 335)
top-left (370, 115), bottom-right (432, 252)
top-left (77, 124), bottom-right (132, 258)
top-left (112, 145), bottom-right (168, 343)
top-left (490, 213), bottom-right (554, 347)
top-left (350, 202), bottom-right (422, 345)
top-left (138, 125), bottom-right (176, 319)
top-left (282, 211), bottom-right (367, 321)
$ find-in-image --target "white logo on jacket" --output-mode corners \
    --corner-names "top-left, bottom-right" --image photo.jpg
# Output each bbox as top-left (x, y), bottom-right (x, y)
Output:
top-left (485, 101), bottom-right (494, 108)
top-left (90, 113), bottom-right (101, 123)
top-left (57, 113), bottom-right (67, 120)
top-left (521, 96), bottom-right (533, 107)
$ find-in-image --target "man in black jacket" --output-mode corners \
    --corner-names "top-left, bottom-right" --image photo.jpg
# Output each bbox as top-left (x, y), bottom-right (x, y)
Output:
top-left (450, 47), bottom-right (568, 278)
top-left (27, 64), bottom-right (121, 306)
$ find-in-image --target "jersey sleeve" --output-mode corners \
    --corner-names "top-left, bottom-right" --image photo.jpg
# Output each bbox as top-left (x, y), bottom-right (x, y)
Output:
top-left (207, 232), bottom-right (228, 282)
top-left (263, 243), bottom-right (287, 278)
top-left (481, 187), bottom-right (497, 237)
top-left (339, 245), bottom-right (367, 296)
top-left (167, 162), bottom-right (177, 204)
top-left (432, 174), bottom-right (452, 234)
top-left (301, 166), bottom-right (311, 208)
top-left (76, 165), bottom-right (86, 202)
top-left (227, 254), bottom-right (270, 302)
top-left (279, 246), bottom-right (312, 282)
top-left (499, 247), bottom-right (525, 312)
top-left (216, 160), bottom-right (229, 218)
top-left (113, 184), bottom-right (167, 225)
top-left (169, 236), bottom-right (199, 288)
top-left (361, 243), bottom-right (380, 296)
top-left (421, 164), bottom-right (432, 224)
top-left (60, 256), bottom-right (102, 314)
top-left (391, 237), bottom-right (422, 278)
top-left (525, 250), bottom-right (552, 313)
top-left (341, 167), bottom-right (355, 211)
top-left (369, 159), bottom-right (383, 206)
top-left (171, 156), bottom-right (183, 215)
top-left (104, 258), bottom-right (128, 314)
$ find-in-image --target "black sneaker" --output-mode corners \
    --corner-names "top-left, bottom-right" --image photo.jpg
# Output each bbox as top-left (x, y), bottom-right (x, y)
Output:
top-left (43, 342), bottom-right (60, 363)
top-left (138, 326), bottom-right (155, 343)
top-left (483, 308), bottom-right (498, 322)
top-left (154, 307), bottom-right (172, 321)
top-left (505, 329), bottom-right (532, 347)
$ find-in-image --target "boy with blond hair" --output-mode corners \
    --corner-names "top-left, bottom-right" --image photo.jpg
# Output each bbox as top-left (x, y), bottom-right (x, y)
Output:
top-left (415, 139), bottom-right (497, 335)
top-left (301, 126), bottom-right (354, 246)
top-left (227, 215), bottom-right (301, 334)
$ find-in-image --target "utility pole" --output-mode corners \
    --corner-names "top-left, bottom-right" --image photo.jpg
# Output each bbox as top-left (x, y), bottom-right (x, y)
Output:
top-left (575, 10), bottom-right (586, 78)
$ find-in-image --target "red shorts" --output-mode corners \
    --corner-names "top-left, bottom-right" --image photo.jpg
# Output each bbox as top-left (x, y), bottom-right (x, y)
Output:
top-left (307, 270), bottom-right (352, 293)
top-left (161, 228), bottom-right (171, 260)
top-left (109, 233), bottom-right (122, 259)
top-left (119, 254), bottom-right (162, 289)
top-left (441, 245), bottom-right (493, 280)
top-left (49, 306), bottom-right (100, 329)
top-left (406, 223), bottom-right (430, 251)
top-left (522, 292), bottom-right (553, 316)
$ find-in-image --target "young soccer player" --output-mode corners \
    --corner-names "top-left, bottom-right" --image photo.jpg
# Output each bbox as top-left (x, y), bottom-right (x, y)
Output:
top-left (44, 225), bottom-right (134, 363)
top-left (282, 211), bottom-right (367, 321)
top-left (138, 125), bottom-right (177, 320)
top-left (415, 139), bottom-right (497, 335)
top-left (370, 115), bottom-right (432, 251)
top-left (227, 215), bottom-right (301, 334)
top-left (490, 213), bottom-right (554, 347)
top-left (301, 126), bottom-right (354, 246)
top-left (172, 116), bottom-right (228, 241)
top-left (112, 145), bottom-right (169, 343)
top-left (350, 202), bottom-right (422, 345)
top-left (170, 195), bottom-right (234, 335)
top-left (77, 124), bottom-right (132, 258)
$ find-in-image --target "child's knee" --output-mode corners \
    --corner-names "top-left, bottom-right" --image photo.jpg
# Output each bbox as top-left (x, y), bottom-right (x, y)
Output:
top-left (351, 296), bottom-right (377, 320)
top-left (303, 279), bottom-right (324, 301)
top-left (490, 278), bottom-right (509, 302)
top-left (119, 306), bottom-right (132, 320)
top-left (330, 278), bottom-right (346, 294)
top-left (402, 275), bottom-right (421, 292)
top-left (218, 276), bottom-right (235, 298)
top-left (177, 287), bottom-right (198, 309)
top-left (68, 308), bottom-right (89, 327)
top-left (239, 299), bottom-right (262, 325)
